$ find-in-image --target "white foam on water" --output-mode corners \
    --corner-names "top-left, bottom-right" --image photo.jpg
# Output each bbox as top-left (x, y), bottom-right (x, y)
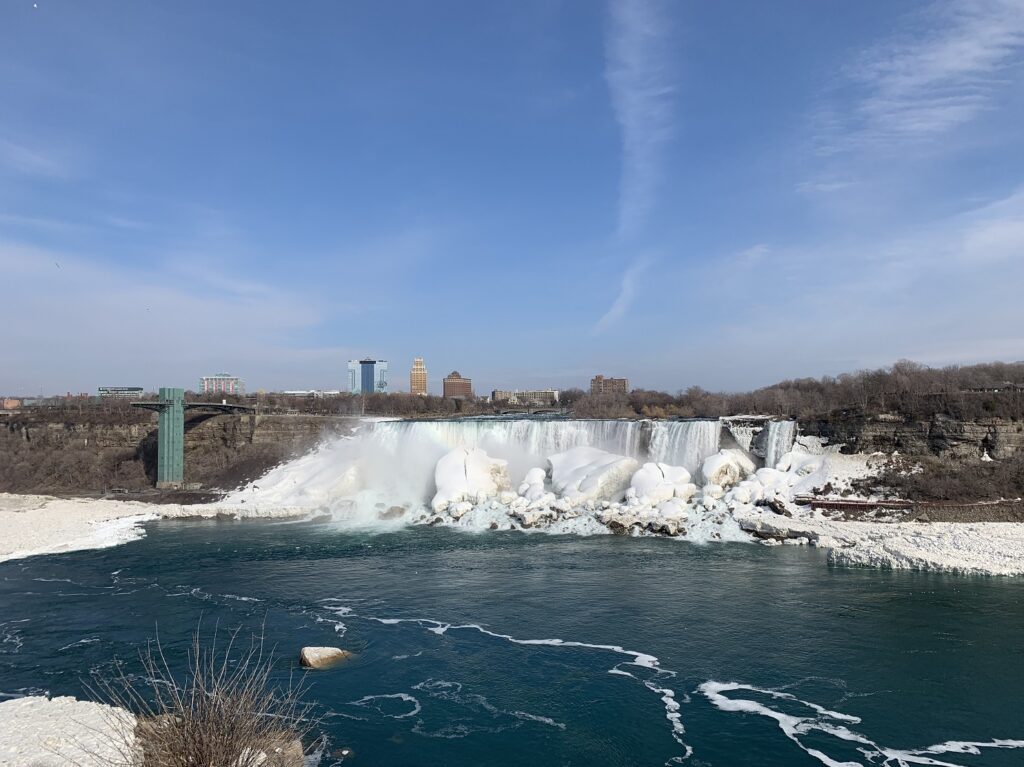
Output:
top-left (346, 693), bottom-right (422, 719)
top-left (351, 612), bottom-right (690, 760)
top-left (410, 678), bottom-right (567, 737)
top-left (510, 710), bottom-right (567, 730)
top-left (221, 594), bottom-right (263, 603)
top-left (57, 637), bottom-right (100, 652)
top-left (699, 681), bottom-right (1024, 767)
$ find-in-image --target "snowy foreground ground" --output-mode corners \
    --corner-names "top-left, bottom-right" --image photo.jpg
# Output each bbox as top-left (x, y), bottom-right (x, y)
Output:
top-left (0, 696), bottom-right (133, 767)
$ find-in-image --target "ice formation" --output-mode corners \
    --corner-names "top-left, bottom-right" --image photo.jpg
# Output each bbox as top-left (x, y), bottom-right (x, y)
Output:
top-left (431, 447), bottom-right (511, 513)
top-left (548, 446), bottom-right (639, 505)
top-left (226, 418), bottom-right (834, 545)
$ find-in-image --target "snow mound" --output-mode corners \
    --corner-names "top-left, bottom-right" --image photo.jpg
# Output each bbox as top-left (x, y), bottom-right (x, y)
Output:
top-left (431, 447), bottom-right (511, 513)
top-left (517, 467), bottom-right (548, 502)
top-left (548, 446), bottom-right (640, 505)
top-left (627, 463), bottom-right (695, 505)
top-left (700, 449), bottom-right (755, 488)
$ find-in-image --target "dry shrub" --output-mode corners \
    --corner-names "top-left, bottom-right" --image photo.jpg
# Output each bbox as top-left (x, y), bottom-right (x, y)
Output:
top-left (91, 624), bottom-right (320, 767)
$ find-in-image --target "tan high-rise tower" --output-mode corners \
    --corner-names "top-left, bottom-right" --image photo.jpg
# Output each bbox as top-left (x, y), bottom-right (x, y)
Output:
top-left (410, 357), bottom-right (428, 396)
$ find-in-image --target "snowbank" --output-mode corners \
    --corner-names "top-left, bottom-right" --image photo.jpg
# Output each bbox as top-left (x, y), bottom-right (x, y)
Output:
top-left (700, 449), bottom-right (755, 488)
top-left (0, 494), bottom-right (315, 565)
top-left (627, 463), bottom-right (696, 505)
top-left (0, 695), bottom-right (134, 766)
top-left (431, 447), bottom-right (511, 513)
top-left (734, 507), bottom-right (1024, 576)
top-left (548, 447), bottom-right (640, 505)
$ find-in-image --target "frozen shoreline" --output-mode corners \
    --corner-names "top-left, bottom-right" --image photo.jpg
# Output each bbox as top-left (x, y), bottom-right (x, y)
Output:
top-left (0, 695), bottom-right (134, 766)
top-left (733, 508), bottom-right (1024, 576)
top-left (2, 482), bottom-right (1024, 577)
top-left (0, 493), bottom-right (312, 564)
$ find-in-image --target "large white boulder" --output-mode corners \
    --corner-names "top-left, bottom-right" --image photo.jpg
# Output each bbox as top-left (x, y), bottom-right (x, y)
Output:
top-left (628, 462), bottom-right (693, 505)
top-left (431, 447), bottom-right (511, 513)
top-left (299, 646), bottom-right (353, 669)
top-left (548, 446), bottom-right (640, 506)
top-left (700, 449), bottom-right (755, 488)
top-left (517, 467), bottom-right (548, 502)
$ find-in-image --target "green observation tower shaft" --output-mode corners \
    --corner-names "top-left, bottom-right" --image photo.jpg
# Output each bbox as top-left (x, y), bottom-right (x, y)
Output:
top-left (156, 387), bottom-right (185, 488)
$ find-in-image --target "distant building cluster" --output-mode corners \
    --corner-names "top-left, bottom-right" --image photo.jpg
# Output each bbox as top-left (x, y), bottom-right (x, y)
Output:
top-left (5, 357), bottom-right (635, 408)
top-left (348, 359), bottom-right (389, 394)
top-left (443, 371), bottom-right (473, 399)
top-left (200, 373), bottom-right (244, 395)
top-left (491, 389), bottom-right (560, 407)
top-left (590, 374), bottom-right (629, 396)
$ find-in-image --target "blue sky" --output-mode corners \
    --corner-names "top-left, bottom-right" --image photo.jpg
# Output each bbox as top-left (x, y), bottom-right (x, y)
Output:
top-left (3, 0), bottom-right (1024, 396)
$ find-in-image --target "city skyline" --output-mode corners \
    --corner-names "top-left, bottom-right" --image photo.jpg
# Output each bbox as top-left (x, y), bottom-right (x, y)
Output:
top-left (4, 1), bottom-right (1024, 395)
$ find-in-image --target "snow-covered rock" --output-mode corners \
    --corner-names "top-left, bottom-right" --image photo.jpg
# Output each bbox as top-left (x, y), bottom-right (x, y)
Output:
top-left (517, 467), bottom-right (548, 502)
top-left (628, 462), bottom-right (694, 505)
top-left (548, 447), bottom-right (640, 505)
top-left (300, 646), bottom-right (353, 669)
top-left (700, 449), bottom-right (754, 488)
top-left (430, 447), bottom-right (511, 512)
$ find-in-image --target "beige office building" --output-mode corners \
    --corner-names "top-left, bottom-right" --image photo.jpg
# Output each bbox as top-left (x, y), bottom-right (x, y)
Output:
top-left (410, 357), bottom-right (428, 396)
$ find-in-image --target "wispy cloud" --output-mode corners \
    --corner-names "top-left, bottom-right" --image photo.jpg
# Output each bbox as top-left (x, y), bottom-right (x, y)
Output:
top-left (604, 0), bottom-right (676, 238)
top-left (0, 136), bottom-right (73, 178)
top-left (958, 188), bottom-right (1024, 263)
top-left (819, 0), bottom-right (1024, 153)
top-left (734, 243), bottom-right (771, 266)
top-left (0, 240), bottom-right (343, 393)
top-left (595, 257), bottom-right (649, 332)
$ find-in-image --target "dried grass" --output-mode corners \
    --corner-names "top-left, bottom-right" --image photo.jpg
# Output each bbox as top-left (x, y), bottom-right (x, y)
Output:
top-left (90, 623), bottom-right (319, 767)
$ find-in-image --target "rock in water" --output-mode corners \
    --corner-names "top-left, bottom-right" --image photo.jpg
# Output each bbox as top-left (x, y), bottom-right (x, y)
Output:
top-left (299, 646), bottom-right (352, 669)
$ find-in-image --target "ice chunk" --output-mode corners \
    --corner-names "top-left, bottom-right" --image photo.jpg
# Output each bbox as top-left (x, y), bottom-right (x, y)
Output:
top-left (629, 462), bottom-right (693, 505)
top-left (517, 467), bottom-right (548, 502)
top-left (701, 449), bottom-right (753, 488)
top-left (548, 446), bottom-right (640, 505)
top-left (431, 447), bottom-right (511, 512)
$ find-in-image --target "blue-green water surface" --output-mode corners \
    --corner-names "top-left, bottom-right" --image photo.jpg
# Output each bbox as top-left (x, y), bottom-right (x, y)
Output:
top-left (1, 519), bottom-right (1022, 766)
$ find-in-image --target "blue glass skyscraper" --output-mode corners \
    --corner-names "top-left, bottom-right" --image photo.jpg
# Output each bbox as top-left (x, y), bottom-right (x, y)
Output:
top-left (348, 359), bottom-right (389, 394)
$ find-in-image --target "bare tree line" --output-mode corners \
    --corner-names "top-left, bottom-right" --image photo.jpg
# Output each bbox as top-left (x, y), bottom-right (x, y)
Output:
top-left (566, 360), bottom-right (1024, 420)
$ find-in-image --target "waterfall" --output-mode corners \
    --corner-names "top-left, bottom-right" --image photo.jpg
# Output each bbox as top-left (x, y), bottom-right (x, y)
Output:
top-left (763, 420), bottom-right (797, 469)
top-left (369, 418), bottom-right (645, 458)
top-left (230, 417), bottom-right (725, 513)
top-left (647, 420), bottom-right (722, 474)
top-left (369, 418), bottom-right (721, 476)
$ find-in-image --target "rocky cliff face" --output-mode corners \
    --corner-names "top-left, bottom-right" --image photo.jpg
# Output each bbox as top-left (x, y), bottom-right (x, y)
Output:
top-left (0, 413), bottom-right (357, 495)
top-left (799, 412), bottom-right (1024, 459)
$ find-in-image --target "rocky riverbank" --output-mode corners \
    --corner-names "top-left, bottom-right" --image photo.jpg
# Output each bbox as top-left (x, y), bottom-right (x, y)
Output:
top-left (0, 412), bottom-right (358, 496)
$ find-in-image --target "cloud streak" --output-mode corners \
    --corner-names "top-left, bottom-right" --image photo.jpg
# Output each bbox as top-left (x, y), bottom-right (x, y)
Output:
top-left (819, 0), bottom-right (1024, 153)
top-left (594, 257), bottom-right (649, 332)
top-left (0, 240), bottom-right (347, 394)
top-left (0, 136), bottom-right (73, 178)
top-left (605, 0), bottom-right (676, 238)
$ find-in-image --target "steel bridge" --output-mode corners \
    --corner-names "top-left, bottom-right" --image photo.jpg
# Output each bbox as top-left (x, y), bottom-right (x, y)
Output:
top-left (132, 388), bottom-right (254, 489)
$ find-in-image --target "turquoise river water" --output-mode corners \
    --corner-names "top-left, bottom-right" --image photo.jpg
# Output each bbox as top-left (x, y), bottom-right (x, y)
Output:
top-left (1, 519), bottom-right (1022, 766)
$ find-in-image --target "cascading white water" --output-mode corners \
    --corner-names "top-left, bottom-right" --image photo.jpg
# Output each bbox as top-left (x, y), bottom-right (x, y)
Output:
top-left (763, 420), bottom-right (797, 469)
top-left (228, 418), bottom-right (726, 521)
top-left (647, 420), bottom-right (722, 474)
